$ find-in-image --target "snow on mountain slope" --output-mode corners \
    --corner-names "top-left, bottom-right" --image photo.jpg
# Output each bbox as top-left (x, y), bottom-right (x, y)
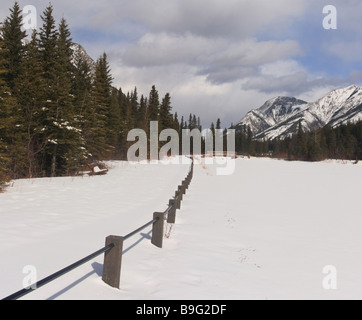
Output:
top-left (234, 85), bottom-right (362, 140)
top-left (233, 97), bottom-right (308, 136)
top-left (306, 85), bottom-right (362, 126)
top-left (71, 43), bottom-right (96, 73)
top-left (1, 158), bottom-right (362, 300)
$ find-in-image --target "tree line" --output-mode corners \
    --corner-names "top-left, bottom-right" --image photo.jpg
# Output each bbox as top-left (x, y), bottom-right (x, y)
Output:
top-left (235, 121), bottom-right (362, 162)
top-left (0, 3), bottom-right (205, 189)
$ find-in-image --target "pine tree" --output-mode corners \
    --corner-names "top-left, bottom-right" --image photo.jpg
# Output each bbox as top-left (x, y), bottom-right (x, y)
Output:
top-left (136, 94), bottom-right (147, 131)
top-left (0, 39), bottom-right (11, 186)
top-left (54, 18), bottom-right (86, 174)
top-left (130, 87), bottom-right (138, 126)
top-left (173, 112), bottom-right (180, 132)
top-left (147, 85), bottom-right (160, 123)
top-left (216, 118), bottom-right (221, 130)
top-left (72, 43), bottom-right (94, 164)
top-left (159, 93), bottom-right (173, 131)
top-left (38, 7), bottom-right (85, 176)
top-left (39, 5), bottom-right (58, 79)
top-left (72, 44), bottom-right (93, 116)
top-left (0, 21), bottom-right (27, 179)
top-left (2, 1), bottom-right (27, 93)
top-left (188, 114), bottom-right (193, 130)
top-left (107, 87), bottom-right (121, 152)
top-left (87, 53), bottom-right (113, 159)
top-left (38, 4), bottom-right (59, 176)
top-left (17, 30), bottom-right (45, 177)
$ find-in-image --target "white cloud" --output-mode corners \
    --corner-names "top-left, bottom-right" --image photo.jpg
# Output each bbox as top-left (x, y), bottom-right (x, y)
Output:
top-left (1, 0), bottom-right (360, 129)
top-left (121, 32), bottom-right (215, 67)
top-left (260, 60), bottom-right (306, 78)
top-left (121, 33), bottom-right (302, 84)
top-left (326, 41), bottom-right (362, 63)
top-left (84, 0), bottom-right (308, 38)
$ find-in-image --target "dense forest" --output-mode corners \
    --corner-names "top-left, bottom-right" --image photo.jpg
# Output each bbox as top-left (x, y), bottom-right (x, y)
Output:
top-left (235, 121), bottom-right (362, 162)
top-left (0, 3), bottom-right (204, 188)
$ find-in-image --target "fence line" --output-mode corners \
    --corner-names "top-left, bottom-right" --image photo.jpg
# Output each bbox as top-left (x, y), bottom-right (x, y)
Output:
top-left (2, 157), bottom-right (194, 300)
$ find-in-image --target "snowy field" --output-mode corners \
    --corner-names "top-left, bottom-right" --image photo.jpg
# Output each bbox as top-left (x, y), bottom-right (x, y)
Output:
top-left (0, 157), bottom-right (362, 300)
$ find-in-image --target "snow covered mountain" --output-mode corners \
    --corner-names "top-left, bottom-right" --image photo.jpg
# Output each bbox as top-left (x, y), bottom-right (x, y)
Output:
top-left (233, 97), bottom-right (308, 136)
top-left (71, 43), bottom-right (96, 73)
top-left (234, 85), bottom-right (362, 140)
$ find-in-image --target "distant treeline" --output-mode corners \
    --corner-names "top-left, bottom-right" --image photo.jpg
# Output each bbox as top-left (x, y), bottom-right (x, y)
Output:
top-left (235, 121), bottom-right (362, 162)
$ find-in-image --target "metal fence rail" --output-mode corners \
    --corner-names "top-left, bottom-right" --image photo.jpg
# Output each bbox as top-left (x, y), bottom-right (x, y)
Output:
top-left (2, 158), bottom-right (194, 300)
top-left (2, 244), bottom-right (114, 301)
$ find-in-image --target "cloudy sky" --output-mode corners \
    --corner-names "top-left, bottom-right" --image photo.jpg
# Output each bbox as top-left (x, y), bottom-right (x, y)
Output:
top-left (2, 0), bottom-right (362, 127)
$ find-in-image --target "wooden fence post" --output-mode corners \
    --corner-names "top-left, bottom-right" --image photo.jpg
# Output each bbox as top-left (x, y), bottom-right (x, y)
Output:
top-left (102, 235), bottom-right (124, 289)
top-left (182, 180), bottom-right (187, 194)
top-left (151, 212), bottom-right (164, 248)
top-left (167, 199), bottom-right (176, 224)
top-left (175, 190), bottom-right (181, 210)
top-left (178, 185), bottom-right (184, 200)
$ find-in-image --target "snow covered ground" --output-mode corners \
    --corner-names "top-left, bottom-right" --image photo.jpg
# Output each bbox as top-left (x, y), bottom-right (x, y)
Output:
top-left (0, 157), bottom-right (362, 300)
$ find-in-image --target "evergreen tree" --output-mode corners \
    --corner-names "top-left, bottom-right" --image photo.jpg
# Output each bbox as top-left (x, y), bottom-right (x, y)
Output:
top-left (54, 18), bottom-right (87, 174)
top-left (37, 8), bottom-right (85, 176)
top-left (72, 44), bottom-right (93, 116)
top-left (138, 94), bottom-right (147, 130)
top-left (38, 4), bottom-right (59, 176)
top-left (2, 1), bottom-right (27, 93)
top-left (87, 53), bottom-right (113, 159)
top-left (180, 116), bottom-right (185, 133)
top-left (117, 89), bottom-right (130, 158)
top-left (173, 112), bottom-right (180, 132)
top-left (39, 5), bottom-right (58, 79)
top-left (0, 39), bottom-right (12, 185)
top-left (107, 87), bottom-right (121, 152)
top-left (188, 114), bottom-right (193, 130)
top-left (0, 22), bottom-right (27, 179)
top-left (192, 115), bottom-right (197, 129)
top-left (130, 87), bottom-right (138, 126)
top-left (71, 43), bottom-right (95, 167)
top-left (148, 85), bottom-right (160, 123)
top-left (17, 30), bottom-right (45, 177)
top-left (216, 118), bottom-right (221, 130)
top-left (159, 93), bottom-right (173, 131)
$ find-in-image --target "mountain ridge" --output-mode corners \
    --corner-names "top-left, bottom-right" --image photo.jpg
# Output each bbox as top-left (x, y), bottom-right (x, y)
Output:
top-left (233, 85), bottom-right (362, 140)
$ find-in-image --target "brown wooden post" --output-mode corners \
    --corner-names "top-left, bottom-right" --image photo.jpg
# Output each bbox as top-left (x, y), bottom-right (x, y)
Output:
top-left (167, 199), bottom-right (176, 224)
top-left (186, 174), bottom-right (190, 188)
top-left (182, 180), bottom-right (187, 194)
top-left (175, 191), bottom-right (181, 209)
top-left (102, 235), bottom-right (124, 289)
top-left (178, 185), bottom-right (184, 200)
top-left (152, 212), bottom-right (164, 248)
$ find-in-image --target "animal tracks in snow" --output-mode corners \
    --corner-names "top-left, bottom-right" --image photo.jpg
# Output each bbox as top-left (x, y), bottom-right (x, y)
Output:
top-left (237, 247), bottom-right (261, 269)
